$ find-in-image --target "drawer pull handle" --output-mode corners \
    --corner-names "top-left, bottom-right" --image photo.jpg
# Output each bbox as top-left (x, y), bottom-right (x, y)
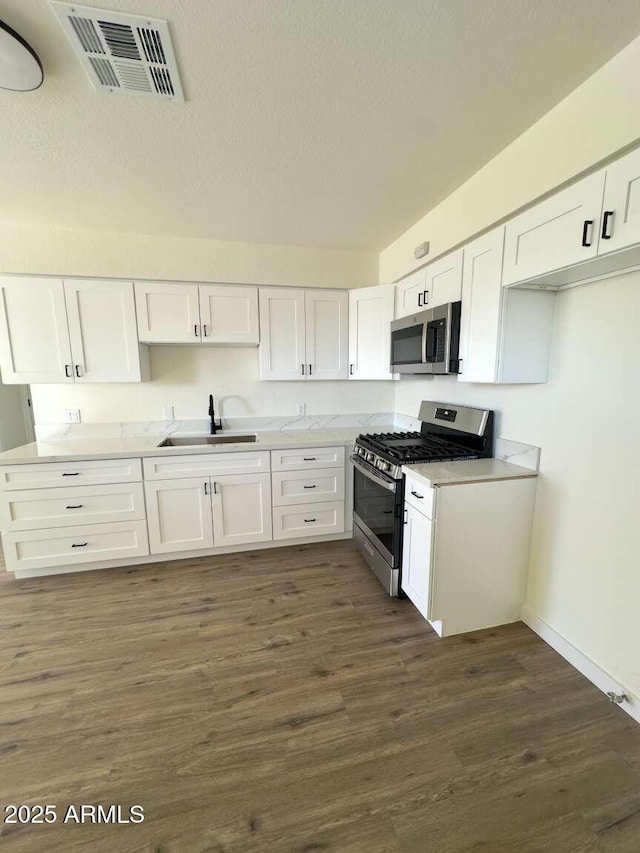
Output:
top-left (304, 518), bottom-right (316, 523)
top-left (303, 484), bottom-right (316, 489)
top-left (66, 504), bottom-right (83, 509)
top-left (71, 542), bottom-right (88, 548)
top-left (303, 457), bottom-right (316, 461)
top-left (62, 472), bottom-right (80, 477)
top-left (410, 490), bottom-right (424, 499)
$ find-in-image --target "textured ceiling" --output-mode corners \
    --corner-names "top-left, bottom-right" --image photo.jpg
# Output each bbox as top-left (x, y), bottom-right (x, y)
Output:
top-left (2, 0), bottom-right (640, 250)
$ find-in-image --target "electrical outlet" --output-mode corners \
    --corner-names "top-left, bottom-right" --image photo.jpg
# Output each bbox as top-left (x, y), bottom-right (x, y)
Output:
top-left (162, 404), bottom-right (175, 420)
top-left (296, 402), bottom-right (306, 416)
top-left (64, 409), bottom-right (81, 424)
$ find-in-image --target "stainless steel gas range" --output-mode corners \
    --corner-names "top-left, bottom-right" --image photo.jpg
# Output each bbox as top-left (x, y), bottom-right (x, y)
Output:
top-left (351, 401), bottom-right (494, 596)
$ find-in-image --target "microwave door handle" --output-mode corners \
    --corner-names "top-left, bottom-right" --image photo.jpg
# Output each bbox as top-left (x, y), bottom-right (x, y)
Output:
top-left (425, 322), bottom-right (437, 363)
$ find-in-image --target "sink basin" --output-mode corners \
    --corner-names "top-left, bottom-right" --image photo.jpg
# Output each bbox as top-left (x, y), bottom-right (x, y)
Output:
top-left (158, 434), bottom-right (258, 447)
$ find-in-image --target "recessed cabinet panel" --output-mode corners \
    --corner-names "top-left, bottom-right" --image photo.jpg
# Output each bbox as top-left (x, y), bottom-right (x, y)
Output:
top-left (199, 285), bottom-right (259, 345)
top-left (134, 281), bottom-right (201, 344)
top-left (348, 284), bottom-right (395, 380)
top-left (304, 290), bottom-right (349, 380)
top-left (64, 279), bottom-right (145, 382)
top-left (258, 288), bottom-right (306, 380)
top-left (502, 171), bottom-right (606, 286)
top-left (212, 473), bottom-right (272, 547)
top-left (0, 277), bottom-right (73, 384)
top-left (145, 478), bottom-right (214, 554)
top-left (401, 502), bottom-right (433, 620)
top-left (425, 249), bottom-right (463, 308)
top-left (599, 146), bottom-right (640, 255)
top-left (395, 268), bottom-right (427, 318)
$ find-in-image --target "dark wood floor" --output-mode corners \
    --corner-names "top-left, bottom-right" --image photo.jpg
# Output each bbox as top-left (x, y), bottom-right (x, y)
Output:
top-left (0, 540), bottom-right (639, 852)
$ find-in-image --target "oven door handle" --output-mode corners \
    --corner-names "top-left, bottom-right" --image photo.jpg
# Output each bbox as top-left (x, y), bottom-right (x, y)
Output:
top-left (350, 456), bottom-right (397, 491)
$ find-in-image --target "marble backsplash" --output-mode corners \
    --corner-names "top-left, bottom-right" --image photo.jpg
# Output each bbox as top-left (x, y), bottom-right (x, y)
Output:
top-left (33, 413), bottom-right (540, 471)
top-left (34, 412), bottom-right (400, 441)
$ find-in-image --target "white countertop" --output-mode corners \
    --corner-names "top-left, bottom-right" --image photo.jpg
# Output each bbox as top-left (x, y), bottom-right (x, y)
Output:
top-left (402, 458), bottom-right (538, 488)
top-left (0, 426), bottom-right (382, 465)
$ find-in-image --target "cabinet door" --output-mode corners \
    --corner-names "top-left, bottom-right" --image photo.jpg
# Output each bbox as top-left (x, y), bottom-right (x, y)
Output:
top-left (64, 279), bottom-right (145, 382)
top-left (0, 277), bottom-right (73, 384)
top-left (145, 478), bottom-right (213, 554)
top-left (134, 281), bottom-right (201, 343)
top-left (258, 288), bottom-right (306, 380)
top-left (425, 249), bottom-right (463, 308)
top-left (395, 268), bottom-right (427, 318)
top-left (599, 147), bottom-right (640, 255)
top-left (502, 171), bottom-right (605, 285)
top-left (401, 503), bottom-right (433, 620)
top-left (211, 473), bottom-right (272, 547)
top-left (304, 290), bottom-right (349, 380)
top-left (198, 284), bottom-right (259, 344)
top-left (348, 284), bottom-right (395, 380)
top-left (458, 228), bottom-right (504, 383)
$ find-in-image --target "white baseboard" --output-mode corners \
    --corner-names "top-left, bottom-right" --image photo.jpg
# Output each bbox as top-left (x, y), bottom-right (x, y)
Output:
top-left (521, 605), bottom-right (639, 726)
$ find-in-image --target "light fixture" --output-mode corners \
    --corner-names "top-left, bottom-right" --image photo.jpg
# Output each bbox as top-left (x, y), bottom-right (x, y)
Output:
top-left (0, 20), bottom-right (43, 91)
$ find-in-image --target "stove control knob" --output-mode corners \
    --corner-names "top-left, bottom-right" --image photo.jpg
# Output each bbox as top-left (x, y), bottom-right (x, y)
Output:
top-left (366, 452), bottom-right (374, 463)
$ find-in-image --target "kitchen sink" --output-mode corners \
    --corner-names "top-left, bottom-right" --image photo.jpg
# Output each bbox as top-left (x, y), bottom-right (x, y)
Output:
top-left (158, 434), bottom-right (258, 447)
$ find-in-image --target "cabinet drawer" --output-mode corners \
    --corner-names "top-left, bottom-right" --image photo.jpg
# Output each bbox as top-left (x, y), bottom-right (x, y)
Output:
top-left (272, 467), bottom-right (345, 506)
top-left (273, 501), bottom-right (345, 540)
top-left (2, 520), bottom-right (149, 572)
top-left (0, 483), bottom-right (146, 532)
top-left (143, 451), bottom-right (270, 480)
top-left (0, 458), bottom-right (142, 491)
top-left (404, 474), bottom-right (434, 518)
top-left (271, 446), bottom-right (345, 472)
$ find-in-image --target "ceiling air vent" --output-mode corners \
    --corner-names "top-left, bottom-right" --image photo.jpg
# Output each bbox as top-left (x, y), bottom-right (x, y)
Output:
top-left (50, 2), bottom-right (184, 101)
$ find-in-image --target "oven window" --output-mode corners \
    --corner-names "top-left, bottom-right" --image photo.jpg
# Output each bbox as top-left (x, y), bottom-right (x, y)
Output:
top-left (391, 325), bottom-right (424, 365)
top-left (353, 466), bottom-right (397, 557)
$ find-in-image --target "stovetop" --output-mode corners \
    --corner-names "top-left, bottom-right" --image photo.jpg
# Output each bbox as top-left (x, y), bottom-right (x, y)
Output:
top-left (353, 430), bottom-right (481, 479)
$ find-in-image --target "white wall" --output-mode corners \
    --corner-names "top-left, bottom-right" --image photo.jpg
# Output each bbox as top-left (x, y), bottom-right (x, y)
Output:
top-left (394, 273), bottom-right (640, 700)
top-left (380, 34), bottom-right (640, 283)
top-left (0, 382), bottom-right (29, 451)
top-left (30, 345), bottom-right (395, 425)
top-left (0, 222), bottom-right (377, 289)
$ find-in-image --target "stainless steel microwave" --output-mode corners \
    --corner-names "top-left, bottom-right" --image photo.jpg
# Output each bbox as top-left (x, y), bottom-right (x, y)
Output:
top-left (390, 301), bottom-right (462, 375)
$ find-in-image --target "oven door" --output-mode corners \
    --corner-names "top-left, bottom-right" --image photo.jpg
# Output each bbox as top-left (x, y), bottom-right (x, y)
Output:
top-left (390, 310), bottom-right (433, 374)
top-left (351, 456), bottom-right (402, 567)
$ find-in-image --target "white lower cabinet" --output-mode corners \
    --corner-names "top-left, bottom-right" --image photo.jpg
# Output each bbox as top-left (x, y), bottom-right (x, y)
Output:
top-left (401, 472), bottom-right (537, 637)
top-left (1, 521), bottom-right (149, 573)
top-left (273, 501), bottom-right (345, 540)
top-left (212, 473), bottom-right (272, 547)
top-left (272, 467), bottom-right (345, 506)
top-left (145, 477), bottom-right (214, 554)
top-left (401, 502), bottom-right (433, 620)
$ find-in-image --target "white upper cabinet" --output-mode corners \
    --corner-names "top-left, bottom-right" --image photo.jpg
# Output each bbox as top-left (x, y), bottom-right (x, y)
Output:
top-left (503, 171), bottom-right (606, 286)
top-left (425, 249), bottom-right (463, 308)
top-left (135, 281), bottom-right (259, 345)
top-left (395, 268), bottom-right (427, 318)
top-left (0, 277), bottom-right (73, 384)
top-left (458, 228), bottom-right (555, 384)
top-left (304, 290), bottom-right (348, 380)
top-left (198, 284), bottom-right (259, 345)
top-left (0, 277), bottom-right (147, 385)
top-left (211, 473), bottom-right (272, 547)
top-left (459, 229), bottom-right (505, 383)
top-left (259, 288), bottom-right (348, 381)
top-left (599, 146), bottom-right (640, 255)
top-left (64, 279), bottom-right (147, 383)
top-left (258, 288), bottom-right (306, 380)
top-left (135, 281), bottom-right (201, 344)
top-left (348, 284), bottom-right (396, 380)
